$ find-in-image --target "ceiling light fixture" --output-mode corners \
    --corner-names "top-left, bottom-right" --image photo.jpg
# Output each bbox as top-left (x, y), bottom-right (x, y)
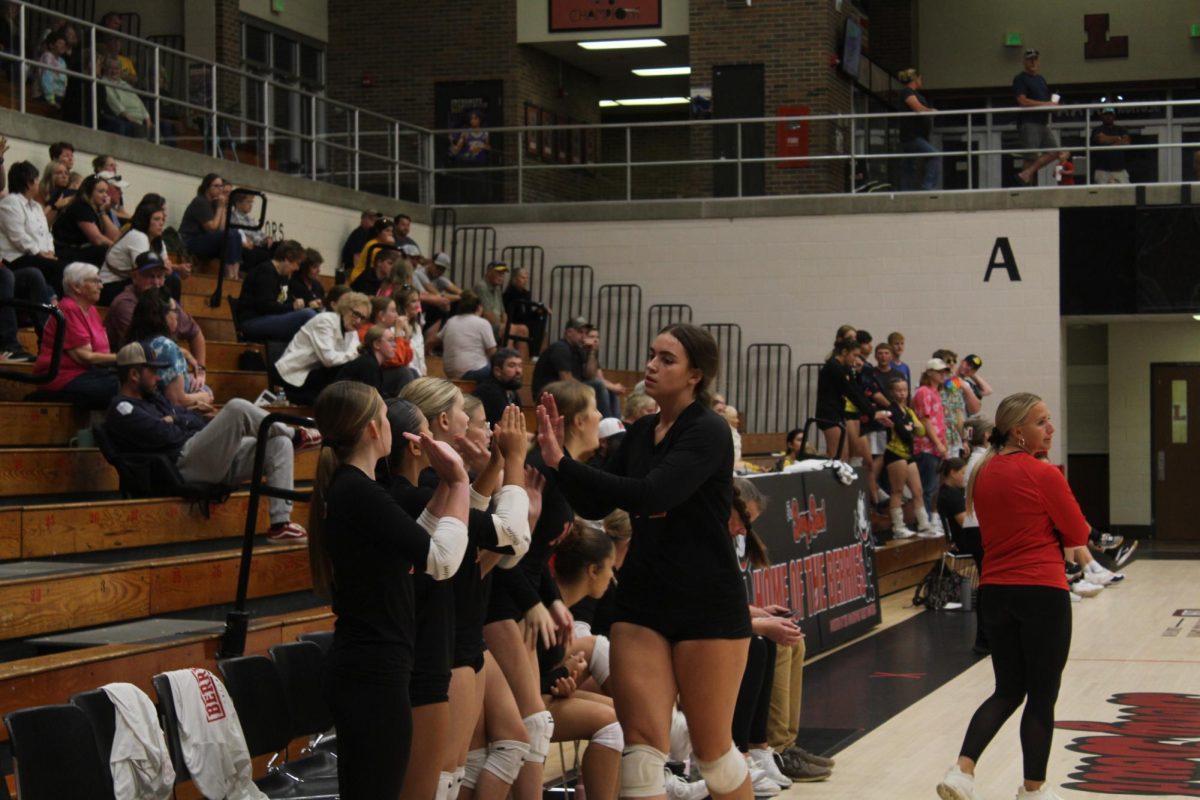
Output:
top-left (578, 38), bottom-right (667, 50)
top-left (599, 96), bottom-right (691, 107)
top-left (631, 66), bottom-right (692, 77)
top-left (599, 100), bottom-right (620, 107)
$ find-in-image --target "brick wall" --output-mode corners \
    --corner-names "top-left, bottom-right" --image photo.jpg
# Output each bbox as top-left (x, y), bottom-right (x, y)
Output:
top-left (214, 0), bottom-right (242, 118)
top-left (325, 0), bottom-right (603, 204)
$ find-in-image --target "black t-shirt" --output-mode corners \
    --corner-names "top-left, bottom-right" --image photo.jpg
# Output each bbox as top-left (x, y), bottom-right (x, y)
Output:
top-left (898, 88), bottom-right (933, 142)
top-left (179, 195), bottom-right (215, 241)
top-left (324, 464), bottom-right (431, 683)
top-left (532, 339), bottom-right (583, 397)
top-left (350, 269), bottom-right (382, 297)
top-left (341, 227), bottom-right (371, 271)
top-left (1090, 124), bottom-right (1130, 170)
top-left (239, 262), bottom-right (291, 320)
top-left (338, 353), bottom-right (383, 394)
top-left (52, 200), bottom-right (101, 247)
top-left (288, 274), bottom-right (326, 308)
top-left (1012, 72), bottom-right (1051, 125)
top-left (473, 374), bottom-right (520, 425)
top-left (938, 482), bottom-right (967, 546)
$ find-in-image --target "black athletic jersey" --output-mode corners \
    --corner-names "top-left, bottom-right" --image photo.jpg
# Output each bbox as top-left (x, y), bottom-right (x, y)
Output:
top-left (555, 401), bottom-right (750, 638)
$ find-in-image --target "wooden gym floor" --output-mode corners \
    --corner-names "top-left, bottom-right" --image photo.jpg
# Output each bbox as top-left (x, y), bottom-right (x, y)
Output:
top-left (781, 549), bottom-right (1200, 799)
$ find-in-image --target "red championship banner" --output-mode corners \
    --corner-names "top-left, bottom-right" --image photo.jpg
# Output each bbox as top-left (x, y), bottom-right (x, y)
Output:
top-left (549, 0), bottom-right (662, 33)
top-left (742, 469), bottom-right (881, 655)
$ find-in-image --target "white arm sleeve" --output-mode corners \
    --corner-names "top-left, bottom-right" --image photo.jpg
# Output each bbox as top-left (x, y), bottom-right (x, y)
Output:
top-left (489, 485), bottom-right (531, 557)
top-left (469, 486), bottom-right (492, 511)
top-left (417, 509), bottom-right (469, 580)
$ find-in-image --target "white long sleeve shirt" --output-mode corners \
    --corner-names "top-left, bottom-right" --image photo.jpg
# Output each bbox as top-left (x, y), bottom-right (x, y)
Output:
top-left (101, 682), bottom-right (175, 800)
top-left (0, 192), bottom-right (54, 262)
top-left (273, 311), bottom-right (360, 387)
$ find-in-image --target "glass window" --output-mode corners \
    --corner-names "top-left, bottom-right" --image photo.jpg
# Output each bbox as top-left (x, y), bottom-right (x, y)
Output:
top-left (244, 25), bottom-right (269, 66)
top-left (273, 35), bottom-right (295, 78)
top-left (300, 43), bottom-right (323, 87)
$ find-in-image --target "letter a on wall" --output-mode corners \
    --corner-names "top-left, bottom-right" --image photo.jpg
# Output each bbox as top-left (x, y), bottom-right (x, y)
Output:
top-left (984, 237), bottom-right (1022, 282)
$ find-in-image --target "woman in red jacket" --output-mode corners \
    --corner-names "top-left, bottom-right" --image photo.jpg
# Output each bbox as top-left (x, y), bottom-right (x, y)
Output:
top-left (937, 393), bottom-right (1088, 800)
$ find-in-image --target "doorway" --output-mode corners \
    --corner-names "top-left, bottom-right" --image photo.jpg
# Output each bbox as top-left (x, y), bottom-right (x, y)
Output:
top-left (1151, 363), bottom-right (1200, 540)
top-left (713, 64), bottom-right (764, 197)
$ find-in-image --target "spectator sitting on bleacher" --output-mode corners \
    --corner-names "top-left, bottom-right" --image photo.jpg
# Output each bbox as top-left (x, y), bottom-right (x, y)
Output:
top-left (106, 252), bottom-right (207, 379)
top-left (179, 174), bottom-right (242, 280)
top-left (106, 340), bottom-right (313, 543)
top-left (439, 290), bottom-right (495, 381)
top-left (0, 160), bottom-right (64, 297)
top-left (397, 287), bottom-right (427, 378)
top-left (273, 290), bottom-right (371, 404)
top-left (238, 240), bottom-right (316, 342)
top-left (32, 262), bottom-right (118, 407)
top-left (288, 247), bottom-right (327, 310)
top-left (230, 189), bottom-right (273, 270)
top-left (99, 56), bottom-right (154, 141)
top-left (394, 213), bottom-right (419, 253)
top-left (474, 260), bottom-right (526, 343)
top-left (52, 175), bottom-right (121, 268)
top-left (339, 209), bottom-right (379, 280)
top-left (350, 240), bottom-right (402, 297)
top-left (502, 265), bottom-right (546, 358)
top-left (337, 324), bottom-right (394, 396)
top-left (92, 155), bottom-right (130, 224)
top-left (98, 12), bottom-right (138, 83)
top-left (357, 296), bottom-right (415, 395)
top-left (413, 251), bottom-right (461, 332)
top-left (0, 253), bottom-right (53, 363)
top-left (36, 30), bottom-right (68, 107)
top-left (347, 216), bottom-right (395, 290)
top-left (532, 315), bottom-right (590, 399)
top-left (100, 193), bottom-right (168, 305)
top-left (473, 347), bottom-right (522, 425)
top-left (39, 159), bottom-right (74, 227)
top-left (621, 391), bottom-right (657, 425)
top-left (127, 287), bottom-right (213, 411)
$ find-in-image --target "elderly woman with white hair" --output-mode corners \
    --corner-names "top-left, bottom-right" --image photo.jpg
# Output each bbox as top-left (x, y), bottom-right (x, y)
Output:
top-left (31, 262), bottom-right (118, 407)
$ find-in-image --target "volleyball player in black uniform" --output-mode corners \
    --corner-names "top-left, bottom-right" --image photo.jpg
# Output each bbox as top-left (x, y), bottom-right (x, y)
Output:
top-left (308, 381), bottom-right (469, 800)
top-left (536, 323), bottom-right (753, 800)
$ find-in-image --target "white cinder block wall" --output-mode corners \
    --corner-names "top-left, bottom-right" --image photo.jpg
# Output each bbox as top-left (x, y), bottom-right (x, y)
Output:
top-left (492, 209), bottom-right (1064, 461)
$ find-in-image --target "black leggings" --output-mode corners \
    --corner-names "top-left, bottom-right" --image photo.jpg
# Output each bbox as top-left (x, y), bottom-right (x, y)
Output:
top-left (325, 661), bottom-right (413, 800)
top-left (733, 635), bottom-right (776, 750)
top-left (959, 585), bottom-right (1071, 781)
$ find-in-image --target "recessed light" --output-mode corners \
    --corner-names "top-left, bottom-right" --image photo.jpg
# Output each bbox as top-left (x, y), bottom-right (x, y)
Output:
top-left (632, 66), bottom-right (692, 77)
top-left (1193, 314), bottom-right (1200, 321)
top-left (599, 96), bottom-right (691, 107)
top-left (578, 38), bottom-right (667, 50)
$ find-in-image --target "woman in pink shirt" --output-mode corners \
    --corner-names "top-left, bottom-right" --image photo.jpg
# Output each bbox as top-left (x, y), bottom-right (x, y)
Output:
top-left (32, 262), bottom-right (117, 407)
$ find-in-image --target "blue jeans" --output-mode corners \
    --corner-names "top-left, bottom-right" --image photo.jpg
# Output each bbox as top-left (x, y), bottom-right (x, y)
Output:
top-left (915, 452), bottom-right (942, 514)
top-left (240, 309), bottom-right (316, 342)
top-left (185, 229), bottom-right (244, 268)
top-left (900, 137), bottom-right (940, 191)
top-left (461, 365), bottom-right (491, 383)
top-left (586, 378), bottom-right (619, 419)
top-left (63, 367), bottom-right (120, 410)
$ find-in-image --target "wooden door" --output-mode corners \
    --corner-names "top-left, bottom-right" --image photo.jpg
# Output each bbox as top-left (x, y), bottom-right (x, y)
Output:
top-left (1151, 364), bottom-right (1200, 539)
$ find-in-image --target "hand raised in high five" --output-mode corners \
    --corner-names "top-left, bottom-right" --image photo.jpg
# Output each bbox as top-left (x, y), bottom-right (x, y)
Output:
top-left (403, 431), bottom-right (468, 484)
top-left (536, 392), bottom-right (566, 469)
top-left (495, 404), bottom-right (528, 464)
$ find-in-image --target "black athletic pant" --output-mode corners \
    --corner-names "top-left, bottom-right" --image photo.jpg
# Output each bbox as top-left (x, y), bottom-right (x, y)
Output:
top-left (959, 585), bottom-right (1071, 781)
top-left (733, 635), bottom-right (777, 750)
top-left (325, 660), bottom-right (413, 800)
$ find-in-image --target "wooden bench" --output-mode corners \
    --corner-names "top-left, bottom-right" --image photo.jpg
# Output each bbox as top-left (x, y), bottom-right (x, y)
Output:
top-left (0, 447), bottom-right (319, 498)
top-left (0, 363), bottom-right (267, 404)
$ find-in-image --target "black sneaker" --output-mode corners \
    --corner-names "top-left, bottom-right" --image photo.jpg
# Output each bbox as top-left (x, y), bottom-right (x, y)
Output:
top-left (783, 745), bottom-right (835, 769)
top-left (0, 346), bottom-right (35, 362)
top-left (1113, 540), bottom-right (1138, 568)
top-left (778, 750), bottom-right (831, 782)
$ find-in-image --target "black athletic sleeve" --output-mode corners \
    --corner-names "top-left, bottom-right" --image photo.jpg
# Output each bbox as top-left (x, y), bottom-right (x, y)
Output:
top-left (841, 364), bottom-right (873, 418)
top-left (337, 469), bottom-right (432, 565)
top-left (537, 562), bottom-right (562, 606)
top-left (554, 411), bottom-right (728, 519)
top-left (493, 563), bottom-right (542, 614)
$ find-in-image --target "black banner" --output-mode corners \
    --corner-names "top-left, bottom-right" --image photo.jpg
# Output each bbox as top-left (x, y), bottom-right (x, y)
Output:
top-left (743, 469), bottom-right (881, 656)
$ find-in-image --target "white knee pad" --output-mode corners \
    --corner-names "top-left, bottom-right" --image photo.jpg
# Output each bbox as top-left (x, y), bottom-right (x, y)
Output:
top-left (696, 745), bottom-right (749, 795)
top-left (590, 721), bottom-right (624, 752)
top-left (447, 766), bottom-right (465, 800)
top-left (484, 739), bottom-right (530, 784)
top-left (434, 771), bottom-right (455, 800)
top-left (668, 707), bottom-right (692, 762)
top-left (620, 744), bottom-right (668, 798)
top-left (462, 748), bottom-right (488, 789)
top-left (589, 634), bottom-right (612, 687)
top-left (522, 711), bottom-right (554, 763)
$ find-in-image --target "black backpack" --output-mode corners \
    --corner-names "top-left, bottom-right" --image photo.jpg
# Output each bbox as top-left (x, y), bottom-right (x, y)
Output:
top-left (912, 563), bottom-right (963, 610)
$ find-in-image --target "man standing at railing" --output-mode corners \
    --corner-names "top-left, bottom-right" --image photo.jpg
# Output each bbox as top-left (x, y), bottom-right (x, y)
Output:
top-left (897, 69), bottom-right (939, 191)
top-left (1013, 49), bottom-right (1062, 185)
top-left (1090, 106), bottom-right (1131, 184)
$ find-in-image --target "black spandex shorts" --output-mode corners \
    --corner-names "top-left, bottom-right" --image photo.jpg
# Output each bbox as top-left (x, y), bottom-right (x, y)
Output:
top-left (612, 585), bottom-right (751, 643)
top-left (410, 581), bottom-right (454, 707)
top-left (483, 584), bottom-right (524, 626)
top-left (882, 450), bottom-right (912, 467)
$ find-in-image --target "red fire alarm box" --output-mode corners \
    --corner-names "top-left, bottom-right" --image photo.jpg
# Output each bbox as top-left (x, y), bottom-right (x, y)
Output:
top-left (776, 106), bottom-right (810, 169)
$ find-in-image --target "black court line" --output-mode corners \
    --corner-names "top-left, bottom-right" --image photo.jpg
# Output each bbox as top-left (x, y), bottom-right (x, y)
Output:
top-left (797, 608), bottom-right (985, 756)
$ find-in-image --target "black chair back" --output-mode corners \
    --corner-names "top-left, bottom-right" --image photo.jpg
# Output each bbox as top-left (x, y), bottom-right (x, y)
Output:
top-left (150, 674), bottom-right (191, 784)
top-left (68, 689), bottom-right (118, 795)
top-left (269, 641), bottom-right (332, 736)
top-left (297, 630), bottom-right (333, 654)
top-left (4, 704), bottom-right (114, 800)
top-left (217, 655), bottom-right (293, 758)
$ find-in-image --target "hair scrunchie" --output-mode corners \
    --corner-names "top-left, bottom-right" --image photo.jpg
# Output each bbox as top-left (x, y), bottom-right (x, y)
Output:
top-left (988, 428), bottom-right (1008, 449)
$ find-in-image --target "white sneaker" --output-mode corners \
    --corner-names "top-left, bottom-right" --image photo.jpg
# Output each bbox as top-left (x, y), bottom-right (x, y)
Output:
top-left (1085, 562), bottom-right (1121, 585)
top-left (664, 769), bottom-right (708, 800)
top-left (917, 528), bottom-right (944, 539)
top-left (877, 488), bottom-right (891, 502)
top-left (937, 764), bottom-right (983, 800)
top-left (1069, 591), bottom-right (1082, 603)
top-left (1071, 579), bottom-right (1104, 597)
top-left (748, 765), bottom-right (781, 797)
top-left (748, 748), bottom-right (791, 789)
top-left (1016, 785), bottom-right (1065, 799)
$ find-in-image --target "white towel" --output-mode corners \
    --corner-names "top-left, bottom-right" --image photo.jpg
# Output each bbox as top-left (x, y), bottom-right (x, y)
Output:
top-left (100, 682), bottom-right (175, 800)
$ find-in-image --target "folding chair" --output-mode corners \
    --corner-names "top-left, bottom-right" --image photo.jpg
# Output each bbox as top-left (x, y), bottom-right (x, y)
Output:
top-left (4, 704), bottom-right (113, 800)
top-left (269, 641), bottom-right (336, 755)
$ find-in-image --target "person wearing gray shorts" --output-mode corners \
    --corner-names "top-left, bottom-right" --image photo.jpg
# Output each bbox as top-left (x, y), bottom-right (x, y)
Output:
top-left (1012, 49), bottom-right (1062, 184)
